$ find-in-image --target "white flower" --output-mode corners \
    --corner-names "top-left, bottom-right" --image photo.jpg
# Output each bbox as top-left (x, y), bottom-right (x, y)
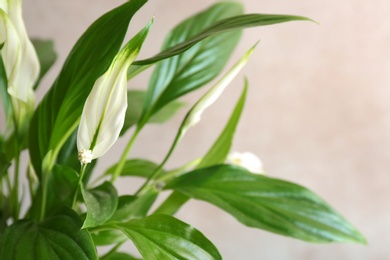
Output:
top-left (77, 21), bottom-right (152, 163)
top-left (226, 151), bottom-right (264, 174)
top-left (76, 52), bottom-right (130, 162)
top-left (0, 0), bottom-right (39, 103)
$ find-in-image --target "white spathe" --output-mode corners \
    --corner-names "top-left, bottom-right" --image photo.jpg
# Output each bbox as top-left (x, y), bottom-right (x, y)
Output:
top-left (77, 53), bottom-right (129, 160)
top-left (0, 0), bottom-right (39, 103)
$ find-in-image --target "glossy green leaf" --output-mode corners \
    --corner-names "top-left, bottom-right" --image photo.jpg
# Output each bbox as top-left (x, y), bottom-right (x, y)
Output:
top-left (110, 191), bottom-right (158, 222)
top-left (28, 0), bottom-right (147, 178)
top-left (1, 208), bottom-right (97, 260)
top-left (31, 39), bottom-right (57, 89)
top-left (121, 90), bottom-right (185, 135)
top-left (82, 181), bottom-right (118, 228)
top-left (197, 81), bottom-right (247, 168)
top-left (165, 165), bottom-right (366, 244)
top-left (114, 214), bottom-right (221, 260)
top-left (138, 2), bottom-right (243, 127)
top-left (105, 159), bottom-right (164, 179)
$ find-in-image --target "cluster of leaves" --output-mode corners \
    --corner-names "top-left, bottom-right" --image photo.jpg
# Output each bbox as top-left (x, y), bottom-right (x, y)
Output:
top-left (0, 0), bottom-right (365, 259)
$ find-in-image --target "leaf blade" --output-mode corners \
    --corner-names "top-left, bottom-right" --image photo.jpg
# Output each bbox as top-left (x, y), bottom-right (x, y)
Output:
top-left (114, 214), bottom-right (221, 260)
top-left (1, 208), bottom-right (97, 260)
top-left (138, 2), bottom-right (243, 127)
top-left (165, 165), bottom-right (366, 244)
top-left (82, 181), bottom-right (118, 229)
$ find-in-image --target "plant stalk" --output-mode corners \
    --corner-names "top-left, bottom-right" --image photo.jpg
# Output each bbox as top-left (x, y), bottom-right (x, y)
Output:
top-left (72, 163), bottom-right (87, 210)
top-left (110, 127), bottom-right (140, 183)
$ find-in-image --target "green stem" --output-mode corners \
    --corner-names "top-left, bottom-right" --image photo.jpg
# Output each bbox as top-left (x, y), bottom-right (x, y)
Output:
top-left (134, 128), bottom-right (184, 196)
top-left (110, 127), bottom-right (140, 183)
top-left (40, 168), bottom-right (49, 221)
top-left (158, 158), bottom-right (201, 182)
top-left (72, 164), bottom-right (87, 210)
top-left (100, 241), bottom-right (125, 260)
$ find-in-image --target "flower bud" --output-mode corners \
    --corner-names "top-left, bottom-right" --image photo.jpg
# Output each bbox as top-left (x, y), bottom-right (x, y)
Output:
top-left (226, 151), bottom-right (264, 174)
top-left (77, 21), bottom-right (152, 163)
top-left (183, 43), bottom-right (257, 131)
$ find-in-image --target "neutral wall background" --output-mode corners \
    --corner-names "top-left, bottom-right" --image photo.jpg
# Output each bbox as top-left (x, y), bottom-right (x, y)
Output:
top-left (19, 0), bottom-right (389, 259)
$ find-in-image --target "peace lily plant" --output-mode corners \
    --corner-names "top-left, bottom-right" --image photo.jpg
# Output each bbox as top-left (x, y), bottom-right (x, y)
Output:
top-left (0, 0), bottom-right (365, 259)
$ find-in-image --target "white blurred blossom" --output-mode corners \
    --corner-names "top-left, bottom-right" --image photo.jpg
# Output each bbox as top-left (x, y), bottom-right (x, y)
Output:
top-left (226, 151), bottom-right (264, 174)
top-left (0, 0), bottom-right (39, 103)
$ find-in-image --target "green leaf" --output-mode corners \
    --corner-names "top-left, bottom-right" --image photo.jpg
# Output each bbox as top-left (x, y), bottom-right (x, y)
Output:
top-left (114, 214), bottom-right (221, 260)
top-left (46, 164), bottom-right (78, 214)
top-left (138, 2), bottom-right (243, 127)
top-left (110, 191), bottom-right (158, 222)
top-left (121, 90), bottom-right (185, 135)
top-left (82, 181), bottom-right (118, 228)
top-left (134, 13), bottom-right (313, 66)
top-left (91, 229), bottom-right (127, 246)
top-left (28, 0), bottom-right (147, 178)
top-left (1, 208), bottom-right (98, 260)
top-left (101, 252), bottom-right (141, 260)
top-left (0, 53), bottom-right (12, 132)
top-left (0, 151), bottom-right (10, 178)
top-left (165, 165), bottom-right (366, 244)
top-left (197, 81), bottom-right (247, 168)
top-left (105, 159), bottom-right (164, 179)
top-left (31, 39), bottom-right (57, 89)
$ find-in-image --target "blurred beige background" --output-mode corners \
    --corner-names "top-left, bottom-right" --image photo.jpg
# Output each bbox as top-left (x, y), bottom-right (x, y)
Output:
top-left (21, 0), bottom-right (389, 259)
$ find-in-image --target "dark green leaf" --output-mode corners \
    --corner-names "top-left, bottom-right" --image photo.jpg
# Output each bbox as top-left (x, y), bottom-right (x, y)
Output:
top-left (0, 151), bottom-right (10, 178)
top-left (82, 181), bottom-right (118, 228)
top-left (28, 0), bottom-right (147, 178)
top-left (105, 159), bottom-right (163, 179)
top-left (0, 54), bottom-right (12, 132)
top-left (46, 164), bottom-right (78, 214)
top-left (165, 165), bottom-right (366, 244)
top-left (138, 2), bottom-right (243, 127)
top-left (31, 39), bottom-right (57, 89)
top-left (91, 229), bottom-right (127, 246)
top-left (114, 214), bottom-right (221, 260)
top-left (121, 90), bottom-right (185, 135)
top-left (1, 208), bottom-right (97, 260)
